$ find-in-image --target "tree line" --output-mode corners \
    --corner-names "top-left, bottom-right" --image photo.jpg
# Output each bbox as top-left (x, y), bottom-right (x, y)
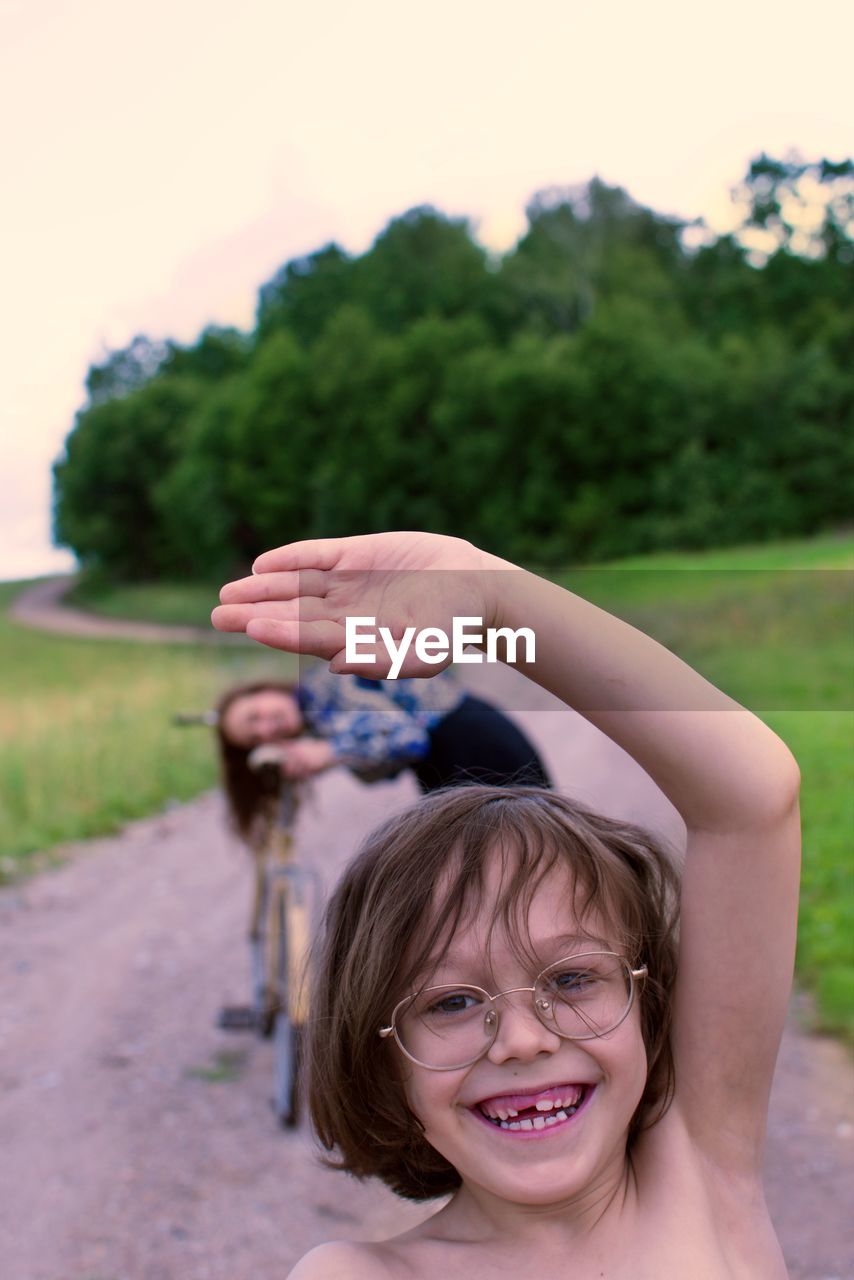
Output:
top-left (53, 154), bottom-right (853, 576)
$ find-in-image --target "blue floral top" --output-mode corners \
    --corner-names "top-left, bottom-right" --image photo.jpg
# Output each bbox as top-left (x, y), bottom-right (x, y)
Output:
top-left (296, 665), bottom-right (464, 775)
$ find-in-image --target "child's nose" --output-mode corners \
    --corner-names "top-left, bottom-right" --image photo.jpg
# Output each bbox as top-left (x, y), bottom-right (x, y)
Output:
top-left (485, 992), bottom-right (562, 1064)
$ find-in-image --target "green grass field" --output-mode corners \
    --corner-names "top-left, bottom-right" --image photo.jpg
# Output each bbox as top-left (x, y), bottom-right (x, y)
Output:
top-left (0, 579), bottom-right (291, 873)
top-left (3, 532), bottom-right (852, 1036)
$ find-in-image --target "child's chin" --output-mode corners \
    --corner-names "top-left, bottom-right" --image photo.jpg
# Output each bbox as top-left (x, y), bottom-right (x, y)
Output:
top-left (470, 1167), bottom-right (589, 1208)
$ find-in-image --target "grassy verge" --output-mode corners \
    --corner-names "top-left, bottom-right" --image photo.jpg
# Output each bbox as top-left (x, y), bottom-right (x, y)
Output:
top-left (551, 534), bottom-right (853, 1039)
top-left (579, 529), bottom-right (854, 572)
top-left (0, 580), bottom-right (292, 875)
top-left (65, 532), bottom-right (854, 628)
top-left (771, 711), bottom-right (853, 1037)
top-left (66, 574), bottom-right (223, 629)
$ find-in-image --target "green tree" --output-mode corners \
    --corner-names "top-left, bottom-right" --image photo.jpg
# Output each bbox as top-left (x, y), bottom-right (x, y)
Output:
top-left (54, 156), bottom-right (853, 579)
top-left (85, 334), bottom-right (171, 405)
top-left (350, 206), bottom-right (494, 334)
top-left (497, 179), bottom-right (686, 337)
top-left (54, 377), bottom-right (198, 575)
top-left (256, 244), bottom-right (355, 345)
top-left (161, 326), bottom-right (251, 382)
top-left (731, 152), bottom-right (853, 264)
top-left (153, 377), bottom-right (254, 576)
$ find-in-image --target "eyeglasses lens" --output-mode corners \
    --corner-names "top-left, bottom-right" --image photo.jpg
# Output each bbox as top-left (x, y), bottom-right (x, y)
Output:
top-left (534, 953), bottom-right (633, 1041)
top-left (398, 986), bottom-right (495, 1070)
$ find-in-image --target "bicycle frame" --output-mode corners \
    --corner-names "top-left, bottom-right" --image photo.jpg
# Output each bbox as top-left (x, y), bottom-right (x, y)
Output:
top-left (172, 713), bottom-right (322, 1127)
top-left (250, 798), bottom-right (321, 1030)
top-left (248, 777), bottom-right (321, 1125)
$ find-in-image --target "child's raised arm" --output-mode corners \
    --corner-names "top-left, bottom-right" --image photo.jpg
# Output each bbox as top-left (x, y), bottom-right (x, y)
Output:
top-left (213, 531), bottom-right (801, 1174)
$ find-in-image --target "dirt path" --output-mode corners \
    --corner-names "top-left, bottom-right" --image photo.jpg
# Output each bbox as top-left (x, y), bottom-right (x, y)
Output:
top-left (1, 670), bottom-right (852, 1280)
top-left (9, 577), bottom-right (235, 645)
top-left (3, 584), bottom-right (853, 1278)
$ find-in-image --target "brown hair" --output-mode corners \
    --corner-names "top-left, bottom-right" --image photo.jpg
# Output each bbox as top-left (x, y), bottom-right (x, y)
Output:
top-left (307, 785), bottom-right (680, 1201)
top-left (215, 681), bottom-right (301, 844)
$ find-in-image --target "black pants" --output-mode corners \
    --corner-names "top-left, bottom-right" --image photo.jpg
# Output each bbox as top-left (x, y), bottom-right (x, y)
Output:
top-left (412, 695), bottom-right (551, 793)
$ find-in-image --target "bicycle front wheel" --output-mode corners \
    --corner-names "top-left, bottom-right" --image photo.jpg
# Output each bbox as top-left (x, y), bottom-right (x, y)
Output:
top-left (271, 886), bottom-right (302, 1126)
top-left (272, 1014), bottom-right (302, 1127)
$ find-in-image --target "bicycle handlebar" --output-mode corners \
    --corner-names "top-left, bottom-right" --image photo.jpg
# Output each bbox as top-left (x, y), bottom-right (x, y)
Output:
top-left (247, 744), bottom-right (291, 770)
top-left (172, 711), bottom-right (220, 727)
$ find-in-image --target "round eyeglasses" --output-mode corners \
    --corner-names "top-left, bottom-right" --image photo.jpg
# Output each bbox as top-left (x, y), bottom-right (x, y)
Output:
top-left (379, 951), bottom-right (647, 1071)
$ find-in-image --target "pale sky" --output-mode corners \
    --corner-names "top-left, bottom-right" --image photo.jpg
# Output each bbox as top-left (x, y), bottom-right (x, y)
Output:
top-left (2, 0), bottom-right (851, 580)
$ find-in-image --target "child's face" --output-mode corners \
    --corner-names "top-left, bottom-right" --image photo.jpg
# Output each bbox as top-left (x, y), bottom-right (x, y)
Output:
top-left (400, 853), bottom-right (648, 1209)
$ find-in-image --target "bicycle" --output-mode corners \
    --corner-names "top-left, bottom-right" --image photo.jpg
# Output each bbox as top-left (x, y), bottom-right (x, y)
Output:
top-left (174, 713), bottom-right (322, 1127)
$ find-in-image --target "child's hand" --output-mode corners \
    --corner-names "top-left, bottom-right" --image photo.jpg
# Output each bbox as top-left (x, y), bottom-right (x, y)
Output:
top-left (212, 532), bottom-right (499, 678)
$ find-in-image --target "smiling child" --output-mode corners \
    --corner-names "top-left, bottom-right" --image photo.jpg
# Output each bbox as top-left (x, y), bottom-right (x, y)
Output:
top-left (212, 531), bottom-right (801, 1280)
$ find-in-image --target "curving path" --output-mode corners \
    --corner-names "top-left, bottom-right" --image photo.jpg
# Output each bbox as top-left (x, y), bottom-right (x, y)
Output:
top-left (10, 576), bottom-right (237, 645)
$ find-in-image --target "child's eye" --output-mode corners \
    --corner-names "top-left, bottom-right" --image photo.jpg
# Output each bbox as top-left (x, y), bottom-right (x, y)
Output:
top-left (547, 969), bottom-right (598, 996)
top-left (425, 990), bottom-right (483, 1017)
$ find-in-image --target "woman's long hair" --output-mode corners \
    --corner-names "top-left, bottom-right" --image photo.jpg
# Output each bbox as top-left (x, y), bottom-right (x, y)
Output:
top-left (215, 681), bottom-right (302, 846)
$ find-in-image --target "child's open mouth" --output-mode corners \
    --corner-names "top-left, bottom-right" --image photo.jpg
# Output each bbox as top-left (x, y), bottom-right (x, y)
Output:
top-left (472, 1083), bottom-right (593, 1134)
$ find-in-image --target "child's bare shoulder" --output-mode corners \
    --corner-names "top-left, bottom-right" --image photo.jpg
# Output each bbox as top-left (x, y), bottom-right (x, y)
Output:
top-left (288, 1239), bottom-right (395, 1280)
